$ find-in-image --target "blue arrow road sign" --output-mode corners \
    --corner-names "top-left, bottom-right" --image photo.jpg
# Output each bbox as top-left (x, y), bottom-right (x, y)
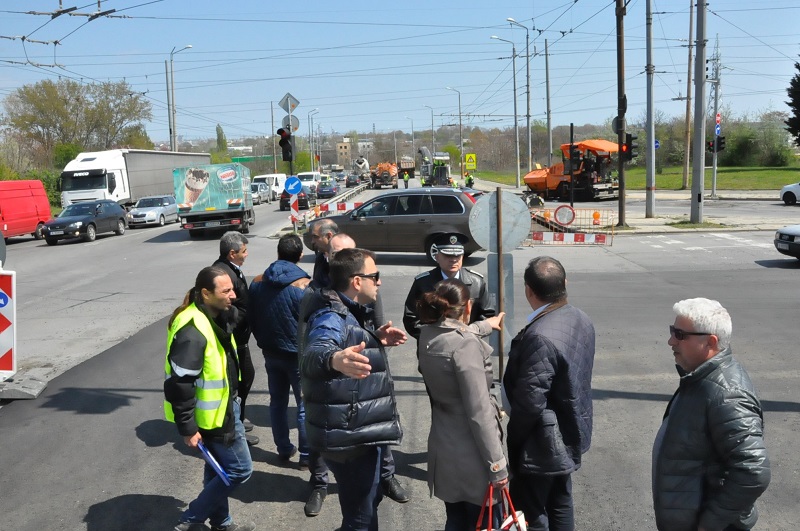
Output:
top-left (715, 124), bottom-right (721, 136)
top-left (654, 139), bottom-right (660, 149)
top-left (0, 291), bottom-right (8, 309)
top-left (285, 176), bottom-right (302, 195)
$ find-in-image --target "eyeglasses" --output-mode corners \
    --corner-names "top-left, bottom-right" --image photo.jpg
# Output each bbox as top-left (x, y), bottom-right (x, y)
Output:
top-left (669, 325), bottom-right (710, 340)
top-left (352, 271), bottom-right (380, 282)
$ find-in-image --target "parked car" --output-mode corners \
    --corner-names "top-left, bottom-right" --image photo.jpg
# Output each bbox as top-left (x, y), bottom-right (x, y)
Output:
top-left (308, 188), bottom-right (481, 261)
top-left (316, 179), bottom-right (341, 199)
top-left (280, 185), bottom-right (317, 211)
top-left (250, 182), bottom-right (270, 204)
top-left (346, 174), bottom-right (361, 188)
top-left (0, 180), bottom-right (52, 240)
top-left (780, 182), bottom-right (800, 205)
top-left (774, 224), bottom-right (800, 259)
top-left (253, 173), bottom-right (286, 201)
top-left (126, 195), bottom-right (178, 227)
top-left (42, 199), bottom-right (127, 245)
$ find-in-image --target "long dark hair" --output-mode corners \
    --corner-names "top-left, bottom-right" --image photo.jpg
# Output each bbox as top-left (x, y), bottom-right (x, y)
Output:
top-left (417, 278), bottom-right (470, 324)
top-left (168, 266), bottom-right (228, 327)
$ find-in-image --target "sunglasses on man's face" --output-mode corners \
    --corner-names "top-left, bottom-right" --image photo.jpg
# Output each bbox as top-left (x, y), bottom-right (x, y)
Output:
top-left (669, 325), bottom-right (710, 341)
top-left (352, 271), bottom-right (380, 282)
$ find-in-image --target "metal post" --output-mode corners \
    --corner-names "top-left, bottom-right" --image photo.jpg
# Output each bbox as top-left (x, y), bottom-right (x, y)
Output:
top-left (508, 19), bottom-right (531, 172)
top-left (681, 0), bottom-right (694, 190)
top-left (496, 188), bottom-right (505, 377)
top-left (446, 87), bottom-right (463, 178)
top-left (615, 0), bottom-right (627, 227)
top-left (690, 0), bottom-right (707, 223)
top-left (406, 117), bottom-right (414, 155)
top-left (271, 102), bottom-right (277, 173)
top-left (645, 0), bottom-right (656, 218)
top-left (424, 105), bottom-right (435, 153)
top-left (165, 60), bottom-right (173, 151)
top-left (493, 36), bottom-right (521, 188)
top-left (711, 34), bottom-right (720, 199)
top-left (169, 45), bottom-right (191, 152)
top-left (546, 39), bottom-right (553, 167)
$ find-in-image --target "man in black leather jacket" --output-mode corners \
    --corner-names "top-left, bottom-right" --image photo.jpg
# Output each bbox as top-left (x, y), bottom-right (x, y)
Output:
top-left (653, 298), bottom-right (770, 531)
top-left (503, 256), bottom-right (595, 531)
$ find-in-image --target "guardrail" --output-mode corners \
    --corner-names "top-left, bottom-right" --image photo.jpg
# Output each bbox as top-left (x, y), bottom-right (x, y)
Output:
top-left (295, 183), bottom-right (369, 229)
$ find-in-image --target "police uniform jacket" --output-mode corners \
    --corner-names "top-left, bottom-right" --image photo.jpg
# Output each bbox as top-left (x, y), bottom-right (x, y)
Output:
top-left (403, 267), bottom-right (495, 341)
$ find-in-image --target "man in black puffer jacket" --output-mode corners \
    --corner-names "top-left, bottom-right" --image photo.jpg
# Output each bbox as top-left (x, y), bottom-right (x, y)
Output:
top-left (300, 248), bottom-right (407, 531)
top-left (248, 234), bottom-right (311, 466)
top-left (503, 256), bottom-right (596, 531)
top-left (653, 298), bottom-right (770, 531)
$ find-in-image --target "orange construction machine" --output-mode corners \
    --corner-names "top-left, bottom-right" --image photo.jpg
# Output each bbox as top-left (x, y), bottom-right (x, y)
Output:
top-left (371, 162), bottom-right (399, 189)
top-left (523, 139), bottom-right (619, 203)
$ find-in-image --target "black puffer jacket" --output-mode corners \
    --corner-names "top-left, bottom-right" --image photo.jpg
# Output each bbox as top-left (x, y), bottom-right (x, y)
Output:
top-left (653, 348), bottom-right (770, 531)
top-left (299, 289), bottom-right (402, 453)
top-left (503, 301), bottom-right (596, 475)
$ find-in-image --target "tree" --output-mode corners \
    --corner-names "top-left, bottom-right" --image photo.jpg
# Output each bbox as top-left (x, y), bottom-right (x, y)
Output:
top-left (53, 143), bottom-right (82, 169)
top-left (2, 79), bottom-right (151, 168)
top-left (215, 124), bottom-right (227, 153)
top-left (786, 60), bottom-right (800, 145)
top-left (118, 124), bottom-right (154, 150)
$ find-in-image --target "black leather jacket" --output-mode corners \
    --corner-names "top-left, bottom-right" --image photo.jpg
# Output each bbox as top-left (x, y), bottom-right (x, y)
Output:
top-left (652, 348), bottom-right (770, 531)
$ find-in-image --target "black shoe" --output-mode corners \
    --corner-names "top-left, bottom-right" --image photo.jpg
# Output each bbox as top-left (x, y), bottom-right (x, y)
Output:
top-left (245, 433), bottom-right (259, 446)
top-left (278, 446), bottom-right (297, 461)
top-left (242, 418), bottom-right (254, 432)
top-left (381, 477), bottom-right (410, 503)
top-left (211, 523), bottom-right (256, 531)
top-left (304, 488), bottom-right (327, 517)
top-left (298, 455), bottom-right (310, 471)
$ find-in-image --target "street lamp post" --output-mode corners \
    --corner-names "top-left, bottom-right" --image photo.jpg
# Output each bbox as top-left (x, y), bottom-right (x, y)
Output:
top-left (423, 105), bottom-right (435, 153)
top-left (507, 18), bottom-right (531, 172)
top-left (405, 116), bottom-right (414, 155)
top-left (169, 44), bottom-right (192, 152)
top-left (491, 36), bottom-right (521, 188)
top-left (446, 87), bottom-right (463, 179)
top-left (308, 109), bottom-right (319, 171)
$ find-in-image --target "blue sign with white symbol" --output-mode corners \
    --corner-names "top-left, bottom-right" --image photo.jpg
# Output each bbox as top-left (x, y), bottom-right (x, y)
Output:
top-left (715, 124), bottom-right (721, 136)
top-left (654, 139), bottom-right (660, 150)
top-left (0, 291), bottom-right (8, 308)
top-left (285, 176), bottom-right (302, 195)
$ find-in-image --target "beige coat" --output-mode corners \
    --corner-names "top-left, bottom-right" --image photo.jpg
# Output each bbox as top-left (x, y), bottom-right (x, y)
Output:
top-left (418, 318), bottom-right (508, 506)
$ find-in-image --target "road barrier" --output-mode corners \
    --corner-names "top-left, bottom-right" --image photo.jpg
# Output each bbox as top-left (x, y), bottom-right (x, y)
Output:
top-left (523, 206), bottom-right (615, 246)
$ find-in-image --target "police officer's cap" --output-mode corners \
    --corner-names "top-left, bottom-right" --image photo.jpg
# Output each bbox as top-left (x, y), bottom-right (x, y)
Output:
top-left (432, 233), bottom-right (468, 256)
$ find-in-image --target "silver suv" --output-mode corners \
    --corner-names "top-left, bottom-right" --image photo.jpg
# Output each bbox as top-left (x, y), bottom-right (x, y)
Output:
top-left (311, 188), bottom-right (481, 260)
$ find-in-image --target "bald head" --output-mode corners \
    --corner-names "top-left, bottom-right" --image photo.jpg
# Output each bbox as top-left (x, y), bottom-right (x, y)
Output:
top-left (329, 233), bottom-right (357, 256)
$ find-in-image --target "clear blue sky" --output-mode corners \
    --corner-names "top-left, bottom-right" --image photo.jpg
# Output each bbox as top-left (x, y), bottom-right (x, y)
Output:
top-left (2, 1), bottom-right (798, 144)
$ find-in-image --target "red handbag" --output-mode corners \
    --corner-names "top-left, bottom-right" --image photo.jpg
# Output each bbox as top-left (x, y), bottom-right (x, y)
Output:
top-left (476, 483), bottom-right (526, 531)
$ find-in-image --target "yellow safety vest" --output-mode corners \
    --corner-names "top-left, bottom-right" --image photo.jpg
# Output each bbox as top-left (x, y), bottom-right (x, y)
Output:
top-left (164, 303), bottom-right (236, 430)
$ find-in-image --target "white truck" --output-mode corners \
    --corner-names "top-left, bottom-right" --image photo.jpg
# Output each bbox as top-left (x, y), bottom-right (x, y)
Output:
top-left (59, 149), bottom-right (211, 207)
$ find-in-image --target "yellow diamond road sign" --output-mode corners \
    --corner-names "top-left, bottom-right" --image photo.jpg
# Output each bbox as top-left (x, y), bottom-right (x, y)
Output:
top-left (465, 153), bottom-right (477, 170)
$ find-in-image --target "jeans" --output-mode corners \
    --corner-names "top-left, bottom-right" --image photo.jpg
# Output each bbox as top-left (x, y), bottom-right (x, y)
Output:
top-left (309, 445), bottom-right (394, 490)
top-left (444, 500), bottom-right (502, 531)
top-left (326, 446), bottom-right (383, 531)
top-left (181, 400), bottom-right (253, 528)
top-left (264, 356), bottom-right (308, 458)
top-left (510, 473), bottom-right (573, 531)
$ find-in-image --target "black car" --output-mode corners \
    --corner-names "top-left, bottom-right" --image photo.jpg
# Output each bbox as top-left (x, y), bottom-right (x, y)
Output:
top-left (346, 174), bottom-right (361, 188)
top-left (279, 185), bottom-right (317, 211)
top-left (43, 200), bottom-right (127, 245)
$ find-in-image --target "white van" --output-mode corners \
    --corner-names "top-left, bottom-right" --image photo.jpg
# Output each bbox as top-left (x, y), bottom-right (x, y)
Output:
top-left (296, 171), bottom-right (323, 195)
top-left (252, 173), bottom-right (286, 201)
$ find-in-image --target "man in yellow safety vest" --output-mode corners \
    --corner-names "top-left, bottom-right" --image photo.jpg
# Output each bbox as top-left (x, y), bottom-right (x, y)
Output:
top-left (164, 266), bottom-right (255, 531)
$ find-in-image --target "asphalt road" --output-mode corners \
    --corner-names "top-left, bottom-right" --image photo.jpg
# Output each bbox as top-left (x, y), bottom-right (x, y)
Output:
top-left (1, 187), bottom-right (798, 530)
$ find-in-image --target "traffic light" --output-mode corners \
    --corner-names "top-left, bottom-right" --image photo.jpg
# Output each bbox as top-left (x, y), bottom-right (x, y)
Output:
top-left (707, 140), bottom-right (716, 153)
top-left (717, 135), bottom-right (726, 152)
top-left (623, 132), bottom-right (639, 161)
top-left (277, 128), bottom-right (294, 162)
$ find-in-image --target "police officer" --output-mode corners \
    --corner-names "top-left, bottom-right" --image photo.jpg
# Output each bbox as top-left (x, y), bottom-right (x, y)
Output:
top-left (403, 233), bottom-right (495, 343)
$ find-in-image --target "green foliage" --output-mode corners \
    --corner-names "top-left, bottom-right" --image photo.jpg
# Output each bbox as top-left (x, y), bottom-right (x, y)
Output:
top-left (53, 143), bottom-right (82, 169)
top-left (216, 124), bottom-right (227, 153)
top-left (786, 60), bottom-right (800, 144)
top-left (118, 124), bottom-right (154, 150)
top-left (210, 150), bottom-right (232, 164)
top-left (3, 79), bottom-right (152, 168)
top-left (440, 144), bottom-right (461, 166)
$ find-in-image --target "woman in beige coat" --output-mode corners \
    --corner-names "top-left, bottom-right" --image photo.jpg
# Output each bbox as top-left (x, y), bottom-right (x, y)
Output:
top-left (417, 279), bottom-right (507, 531)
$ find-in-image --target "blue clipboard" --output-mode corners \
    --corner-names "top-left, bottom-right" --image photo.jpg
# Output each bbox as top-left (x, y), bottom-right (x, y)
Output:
top-left (197, 441), bottom-right (232, 486)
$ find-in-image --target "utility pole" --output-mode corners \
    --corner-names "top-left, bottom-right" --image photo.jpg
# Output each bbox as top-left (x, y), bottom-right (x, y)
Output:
top-left (270, 102), bottom-right (277, 172)
top-left (709, 34), bottom-right (721, 198)
top-left (681, 0), bottom-right (694, 190)
top-left (615, 0), bottom-right (628, 227)
top-left (446, 87), bottom-right (463, 178)
top-left (424, 105), bottom-right (435, 153)
top-left (690, 0), bottom-right (708, 223)
top-left (406, 117), bottom-right (414, 155)
top-left (645, 0), bottom-right (656, 218)
top-left (165, 60), bottom-right (173, 151)
top-left (545, 39), bottom-right (553, 167)
top-left (508, 18), bottom-right (531, 172)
